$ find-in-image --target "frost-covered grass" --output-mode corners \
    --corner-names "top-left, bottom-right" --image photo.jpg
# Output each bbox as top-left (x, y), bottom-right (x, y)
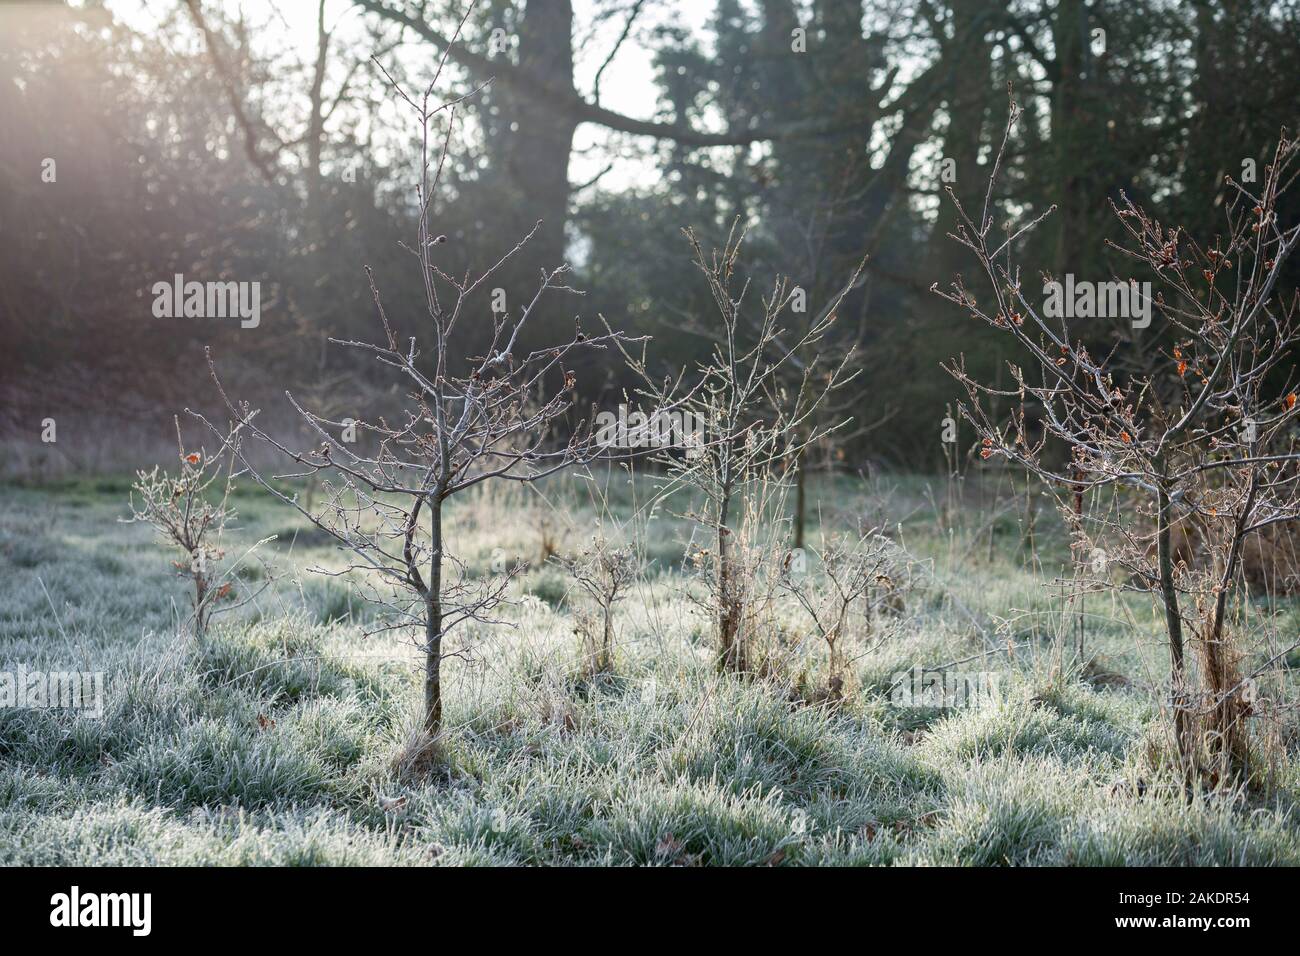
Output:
top-left (1, 473), bottom-right (1298, 866)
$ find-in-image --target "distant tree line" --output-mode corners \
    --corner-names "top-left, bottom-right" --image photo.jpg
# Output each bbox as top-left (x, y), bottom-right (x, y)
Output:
top-left (2, 0), bottom-right (1297, 469)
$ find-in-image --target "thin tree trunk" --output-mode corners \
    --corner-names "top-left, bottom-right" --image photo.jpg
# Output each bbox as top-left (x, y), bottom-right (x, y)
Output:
top-left (424, 496), bottom-right (444, 737)
top-left (1203, 473), bottom-right (1259, 780)
top-left (194, 578), bottom-right (208, 641)
top-left (827, 637), bottom-right (844, 701)
top-left (1212, 475), bottom-right (1258, 645)
top-left (1073, 469), bottom-right (1085, 658)
top-left (598, 605), bottom-right (613, 672)
top-left (794, 451), bottom-right (806, 550)
top-left (1021, 482), bottom-right (1037, 563)
top-left (717, 480), bottom-right (741, 671)
top-left (1157, 485), bottom-right (1190, 770)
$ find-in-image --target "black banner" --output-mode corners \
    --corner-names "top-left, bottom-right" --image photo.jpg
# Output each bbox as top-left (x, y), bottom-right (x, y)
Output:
top-left (0, 866), bottom-right (1277, 942)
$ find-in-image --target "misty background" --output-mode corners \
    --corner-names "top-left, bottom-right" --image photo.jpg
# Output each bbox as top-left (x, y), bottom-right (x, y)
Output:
top-left (2, 0), bottom-right (1298, 474)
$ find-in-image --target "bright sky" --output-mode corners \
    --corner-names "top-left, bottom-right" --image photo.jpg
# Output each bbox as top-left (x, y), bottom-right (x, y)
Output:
top-left (105, 0), bottom-right (721, 188)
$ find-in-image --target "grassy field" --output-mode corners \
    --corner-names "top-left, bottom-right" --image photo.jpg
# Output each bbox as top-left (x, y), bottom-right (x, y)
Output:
top-left (2, 471), bottom-right (1299, 866)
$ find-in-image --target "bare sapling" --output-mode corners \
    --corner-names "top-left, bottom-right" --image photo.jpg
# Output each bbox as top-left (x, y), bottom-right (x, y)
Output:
top-left (192, 33), bottom-right (645, 748)
top-left (667, 248), bottom-right (876, 550)
top-left (938, 95), bottom-right (1300, 785)
top-left (779, 529), bottom-right (915, 703)
top-left (126, 416), bottom-right (266, 640)
top-left (617, 223), bottom-right (857, 673)
top-left (559, 529), bottom-right (636, 674)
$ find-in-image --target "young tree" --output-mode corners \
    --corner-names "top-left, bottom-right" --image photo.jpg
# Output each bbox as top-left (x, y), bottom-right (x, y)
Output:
top-left (620, 224), bottom-right (855, 672)
top-left (669, 261), bottom-right (878, 550)
top-left (126, 417), bottom-right (263, 640)
top-left (779, 529), bottom-right (914, 702)
top-left (559, 531), bottom-right (636, 674)
top-left (194, 40), bottom-right (644, 744)
top-left (939, 99), bottom-right (1300, 783)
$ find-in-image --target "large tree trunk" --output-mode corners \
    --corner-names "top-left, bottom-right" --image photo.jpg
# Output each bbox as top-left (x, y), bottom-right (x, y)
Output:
top-left (1051, 0), bottom-right (1086, 275)
top-left (305, 0), bottom-right (327, 229)
top-left (925, 0), bottom-right (992, 282)
top-left (502, 0), bottom-right (577, 279)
